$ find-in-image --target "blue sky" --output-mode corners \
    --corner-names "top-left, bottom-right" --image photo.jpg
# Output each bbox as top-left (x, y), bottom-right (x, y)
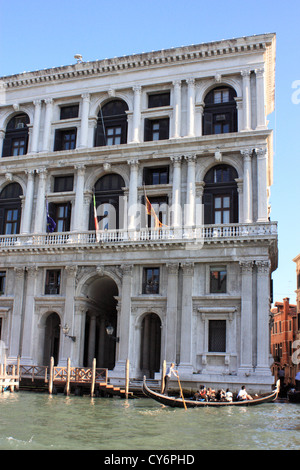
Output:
top-left (0, 0), bottom-right (299, 303)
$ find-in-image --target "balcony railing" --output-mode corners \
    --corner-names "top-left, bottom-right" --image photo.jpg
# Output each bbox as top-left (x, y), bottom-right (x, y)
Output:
top-left (0, 222), bottom-right (277, 250)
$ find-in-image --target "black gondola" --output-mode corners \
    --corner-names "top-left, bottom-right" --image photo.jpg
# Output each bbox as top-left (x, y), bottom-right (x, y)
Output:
top-left (142, 376), bottom-right (280, 408)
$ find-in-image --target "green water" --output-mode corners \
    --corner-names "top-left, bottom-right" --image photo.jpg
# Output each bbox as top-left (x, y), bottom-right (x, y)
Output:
top-left (0, 391), bottom-right (299, 451)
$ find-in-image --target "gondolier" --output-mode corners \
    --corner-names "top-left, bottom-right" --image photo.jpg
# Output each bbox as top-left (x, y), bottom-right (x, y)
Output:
top-left (163, 363), bottom-right (178, 395)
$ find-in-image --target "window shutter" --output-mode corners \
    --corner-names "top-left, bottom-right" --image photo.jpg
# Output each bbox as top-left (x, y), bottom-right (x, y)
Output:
top-left (65, 202), bottom-right (71, 232)
top-left (2, 137), bottom-right (12, 157)
top-left (203, 192), bottom-right (213, 225)
top-left (0, 208), bottom-right (4, 234)
top-left (160, 118), bottom-right (169, 140)
top-left (54, 130), bottom-right (62, 151)
top-left (203, 113), bottom-right (213, 135)
top-left (144, 119), bottom-right (151, 141)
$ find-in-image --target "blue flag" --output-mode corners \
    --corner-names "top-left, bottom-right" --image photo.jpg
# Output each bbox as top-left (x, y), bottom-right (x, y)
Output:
top-left (46, 201), bottom-right (56, 233)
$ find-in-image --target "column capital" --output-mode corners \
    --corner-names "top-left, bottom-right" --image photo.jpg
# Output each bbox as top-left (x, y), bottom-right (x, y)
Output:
top-left (74, 163), bottom-right (86, 173)
top-left (241, 68), bottom-right (251, 77)
top-left (44, 98), bottom-right (53, 105)
top-left (26, 265), bottom-right (38, 277)
top-left (133, 85), bottom-right (142, 94)
top-left (186, 77), bottom-right (196, 87)
top-left (240, 148), bottom-right (253, 159)
top-left (255, 260), bottom-right (270, 273)
top-left (37, 167), bottom-right (47, 178)
top-left (121, 264), bottom-right (133, 276)
top-left (33, 99), bottom-right (42, 106)
top-left (184, 153), bottom-right (197, 163)
top-left (170, 155), bottom-right (182, 165)
top-left (127, 158), bottom-right (139, 168)
top-left (181, 262), bottom-right (194, 275)
top-left (65, 265), bottom-right (78, 277)
top-left (172, 79), bottom-right (182, 87)
top-left (166, 263), bottom-right (179, 275)
top-left (81, 92), bottom-right (90, 101)
top-left (255, 67), bottom-right (265, 77)
top-left (255, 147), bottom-right (267, 158)
top-left (14, 266), bottom-right (25, 278)
top-left (239, 260), bottom-right (254, 273)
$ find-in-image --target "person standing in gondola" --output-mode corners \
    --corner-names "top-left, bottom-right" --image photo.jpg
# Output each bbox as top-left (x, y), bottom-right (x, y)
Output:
top-left (163, 363), bottom-right (178, 395)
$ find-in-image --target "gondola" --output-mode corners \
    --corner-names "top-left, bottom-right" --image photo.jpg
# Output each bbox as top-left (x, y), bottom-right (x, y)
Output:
top-left (142, 376), bottom-right (280, 408)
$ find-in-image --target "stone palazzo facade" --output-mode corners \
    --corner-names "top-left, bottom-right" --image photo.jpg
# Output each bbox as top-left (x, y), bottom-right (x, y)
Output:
top-left (0, 33), bottom-right (277, 391)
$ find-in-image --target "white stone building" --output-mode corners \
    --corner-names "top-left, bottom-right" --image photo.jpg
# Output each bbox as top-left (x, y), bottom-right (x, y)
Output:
top-left (0, 33), bottom-right (277, 391)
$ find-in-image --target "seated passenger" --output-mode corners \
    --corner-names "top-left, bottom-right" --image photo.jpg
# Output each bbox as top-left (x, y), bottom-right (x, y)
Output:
top-left (237, 385), bottom-right (253, 401)
top-left (207, 387), bottom-right (216, 401)
top-left (225, 388), bottom-right (233, 402)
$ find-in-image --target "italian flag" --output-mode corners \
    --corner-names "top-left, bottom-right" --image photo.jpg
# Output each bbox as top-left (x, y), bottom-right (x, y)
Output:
top-left (93, 194), bottom-right (100, 241)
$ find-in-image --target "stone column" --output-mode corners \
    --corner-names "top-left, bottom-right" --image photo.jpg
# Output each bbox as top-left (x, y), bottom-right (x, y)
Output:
top-left (34, 168), bottom-right (47, 233)
top-left (165, 263), bottom-right (179, 363)
top-left (20, 266), bottom-right (38, 364)
top-left (79, 93), bottom-right (90, 148)
top-left (172, 80), bottom-right (181, 138)
top-left (186, 78), bottom-right (196, 137)
top-left (73, 164), bottom-right (86, 231)
top-left (127, 159), bottom-right (139, 230)
top-left (113, 264), bottom-right (133, 374)
top-left (179, 262), bottom-right (194, 376)
top-left (256, 260), bottom-right (272, 373)
top-left (195, 103), bottom-right (204, 136)
top-left (239, 261), bottom-right (254, 372)
top-left (87, 313), bottom-right (97, 366)
top-left (60, 265), bottom-right (77, 365)
top-left (132, 85), bottom-right (141, 143)
top-left (170, 155), bottom-right (182, 227)
top-left (241, 69), bottom-right (251, 131)
top-left (31, 100), bottom-right (42, 153)
top-left (8, 267), bottom-right (25, 361)
top-left (0, 130), bottom-right (5, 157)
top-left (255, 67), bottom-right (266, 129)
top-left (21, 170), bottom-right (35, 234)
top-left (256, 147), bottom-right (268, 222)
top-left (241, 149), bottom-right (253, 223)
top-left (185, 154), bottom-right (196, 227)
top-left (42, 98), bottom-right (53, 152)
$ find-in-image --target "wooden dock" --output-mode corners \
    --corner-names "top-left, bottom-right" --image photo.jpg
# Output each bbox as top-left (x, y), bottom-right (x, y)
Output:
top-left (2, 356), bottom-right (134, 398)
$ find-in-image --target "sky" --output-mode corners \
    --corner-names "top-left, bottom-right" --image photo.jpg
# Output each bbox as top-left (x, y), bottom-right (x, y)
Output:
top-left (0, 0), bottom-right (299, 304)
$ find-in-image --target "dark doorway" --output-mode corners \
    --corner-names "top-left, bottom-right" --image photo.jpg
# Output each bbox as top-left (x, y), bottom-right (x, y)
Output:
top-left (43, 312), bottom-right (60, 366)
top-left (140, 313), bottom-right (161, 378)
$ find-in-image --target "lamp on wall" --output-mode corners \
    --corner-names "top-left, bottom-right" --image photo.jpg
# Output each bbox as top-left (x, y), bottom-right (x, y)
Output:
top-left (61, 323), bottom-right (76, 342)
top-left (105, 325), bottom-right (119, 342)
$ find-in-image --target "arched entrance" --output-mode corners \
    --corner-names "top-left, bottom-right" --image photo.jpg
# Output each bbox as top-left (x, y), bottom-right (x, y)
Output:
top-left (83, 276), bottom-right (118, 369)
top-left (140, 313), bottom-right (161, 379)
top-left (43, 312), bottom-right (60, 366)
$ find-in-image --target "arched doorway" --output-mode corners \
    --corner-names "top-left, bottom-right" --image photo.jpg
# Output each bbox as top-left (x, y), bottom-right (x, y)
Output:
top-left (83, 276), bottom-right (118, 369)
top-left (95, 99), bottom-right (128, 147)
top-left (140, 313), bottom-right (161, 379)
top-left (43, 312), bottom-right (60, 366)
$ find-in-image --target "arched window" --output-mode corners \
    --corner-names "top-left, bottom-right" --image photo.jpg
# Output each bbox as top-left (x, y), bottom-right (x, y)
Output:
top-left (0, 183), bottom-right (23, 234)
top-left (203, 165), bottom-right (238, 224)
top-left (2, 113), bottom-right (30, 157)
top-left (95, 99), bottom-right (128, 147)
top-left (90, 173), bottom-right (125, 230)
top-left (203, 87), bottom-right (237, 135)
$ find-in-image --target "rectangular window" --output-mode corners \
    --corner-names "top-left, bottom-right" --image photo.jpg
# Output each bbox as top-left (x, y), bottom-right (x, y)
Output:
top-left (144, 118), bottom-right (169, 141)
top-left (210, 266), bottom-right (227, 293)
top-left (214, 89), bottom-right (229, 104)
top-left (214, 195), bottom-right (230, 224)
top-left (12, 138), bottom-right (26, 156)
top-left (45, 270), bottom-right (61, 295)
top-left (209, 320), bottom-right (226, 352)
top-left (56, 203), bottom-right (71, 232)
top-left (148, 92), bottom-right (170, 108)
top-left (106, 126), bottom-right (122, 145)
top-left (144, 167), bottom-right (169, 185)
top-left (0, 271), bottom-right (6, 295)
top-left (54, 128), bottom-right (77, 151)
top-left (143, 267), bottom-right (160, 294)
top-left (4, 208), bottom-right (19, 234)
top-left (54, 175), bottom-right (74, 192)
top-left (60, 105), bottom-right (79, 120)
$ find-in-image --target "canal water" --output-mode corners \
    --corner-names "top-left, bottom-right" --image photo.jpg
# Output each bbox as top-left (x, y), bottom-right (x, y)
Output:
top-left (0, 391), bottom-right (299, 451)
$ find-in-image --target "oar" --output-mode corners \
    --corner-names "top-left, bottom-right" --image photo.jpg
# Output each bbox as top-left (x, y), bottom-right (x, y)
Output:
top-left (177, 375), bottom-right (187, 410)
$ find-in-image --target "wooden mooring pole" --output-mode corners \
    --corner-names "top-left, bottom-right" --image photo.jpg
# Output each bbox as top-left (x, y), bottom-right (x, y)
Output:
top-left (91, 358), bottom-right (96, 397)
top-left (125, 358), bottom-right (129, 399)
top-left (66, 357), bottom-right (71, 396)
top-left (161, 359), bottom-right (166, 393)
top-left (49, 356), bottom-right (54, 395)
